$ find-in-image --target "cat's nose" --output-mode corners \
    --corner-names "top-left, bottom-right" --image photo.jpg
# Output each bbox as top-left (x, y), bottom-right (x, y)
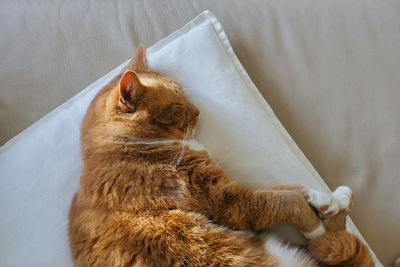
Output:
top-left (194, 109), bottom-right (200, 116)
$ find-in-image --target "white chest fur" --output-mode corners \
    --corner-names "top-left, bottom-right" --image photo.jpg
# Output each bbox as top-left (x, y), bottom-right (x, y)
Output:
top-left (265, 236), bottom-right (317, 267)
top-left (185, 139), bottom-right (208, 152)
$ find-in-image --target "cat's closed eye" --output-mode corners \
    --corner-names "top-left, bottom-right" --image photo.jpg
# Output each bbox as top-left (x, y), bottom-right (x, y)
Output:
top-left (157, 103), bottom-right (187, 126)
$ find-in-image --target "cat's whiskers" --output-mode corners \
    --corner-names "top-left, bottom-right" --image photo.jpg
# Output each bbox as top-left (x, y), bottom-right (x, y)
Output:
top-left (115, 122), bottom-right (196, 167)
top-left (190, 121), bottom-right (198, 138)
top-left (116, 135), bottom-right (180, 145)
top-left (171, 125), bottom-right (191, 166)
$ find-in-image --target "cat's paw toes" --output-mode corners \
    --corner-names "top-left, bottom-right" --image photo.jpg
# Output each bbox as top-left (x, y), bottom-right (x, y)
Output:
top-left (306, 189), bottom-right (339, 218)
top-left (306, 186), bottom-right (353, 219)
top-left (332, 185), bottom-right (353, 211)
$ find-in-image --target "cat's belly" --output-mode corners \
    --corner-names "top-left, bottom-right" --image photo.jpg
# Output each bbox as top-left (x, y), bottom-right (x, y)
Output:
top-left (265, 235), bottom-right (318, 267)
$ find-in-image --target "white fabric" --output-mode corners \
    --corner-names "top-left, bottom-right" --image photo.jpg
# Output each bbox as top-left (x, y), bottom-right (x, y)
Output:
top-left (0, 11), bottom-right (382, 266)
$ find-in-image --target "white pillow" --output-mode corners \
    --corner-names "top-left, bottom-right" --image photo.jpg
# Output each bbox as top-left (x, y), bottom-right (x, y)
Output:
top-left (0, 10), bottom-right (382, 266)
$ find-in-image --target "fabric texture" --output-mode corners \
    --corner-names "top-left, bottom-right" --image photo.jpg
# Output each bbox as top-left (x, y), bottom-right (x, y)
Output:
top-left (0, 11), bottom-right (382, 266)
top-left (1, 2), bottom-right (400, 265)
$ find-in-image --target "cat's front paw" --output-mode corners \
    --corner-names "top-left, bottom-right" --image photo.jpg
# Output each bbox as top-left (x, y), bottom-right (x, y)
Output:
top-left (305, 186), bottom-right (353, 219)
top-left (332, 186), bottom-right (353, 211)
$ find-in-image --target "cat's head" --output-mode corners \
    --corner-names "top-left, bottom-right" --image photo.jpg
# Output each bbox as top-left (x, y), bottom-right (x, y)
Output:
top-left (101, 45), bottom-right (199, 140)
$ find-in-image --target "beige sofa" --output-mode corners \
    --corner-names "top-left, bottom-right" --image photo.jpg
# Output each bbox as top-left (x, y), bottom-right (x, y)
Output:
top-left (1, 1), bottom-right (399, 265)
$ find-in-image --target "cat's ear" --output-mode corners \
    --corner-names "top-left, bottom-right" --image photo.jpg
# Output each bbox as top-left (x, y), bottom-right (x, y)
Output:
top-left (119, 70), bottom-right (146, 111)
top-left (128, 44), bottom-right (148, 71)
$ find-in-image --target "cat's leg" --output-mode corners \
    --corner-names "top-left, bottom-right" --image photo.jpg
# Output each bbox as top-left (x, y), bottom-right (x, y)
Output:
top-left (181, 159), bottom-right (323, 236)
top-left (266, 184), bottom-right (305, 191)
top-left (307, 190), bottom-right (374, 267)
top-left (308, 211), bottom-right (374, 266)
top-left (135, 210), bottom-right (279, 267)
top-left (265, 184), bottom-right (353, 219)
top-left (299, 185), bottom-right (352, 239)
top-left (71, 209), bottom-right (279, 267)
top-left (247, 184), bottom-right (353, 239)
top-left (209, 184), bottom-right (324, 235)
top-left (310, 231), bottom-right (374, 267)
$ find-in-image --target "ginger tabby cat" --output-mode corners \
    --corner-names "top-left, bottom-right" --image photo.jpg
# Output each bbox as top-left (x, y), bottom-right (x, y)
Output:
top-left (69, 45), bottom-right (374, 266)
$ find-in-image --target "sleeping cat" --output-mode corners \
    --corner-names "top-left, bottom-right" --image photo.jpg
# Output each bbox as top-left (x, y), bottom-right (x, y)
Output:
top-left (69, 45), bottom-right (374, 266)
